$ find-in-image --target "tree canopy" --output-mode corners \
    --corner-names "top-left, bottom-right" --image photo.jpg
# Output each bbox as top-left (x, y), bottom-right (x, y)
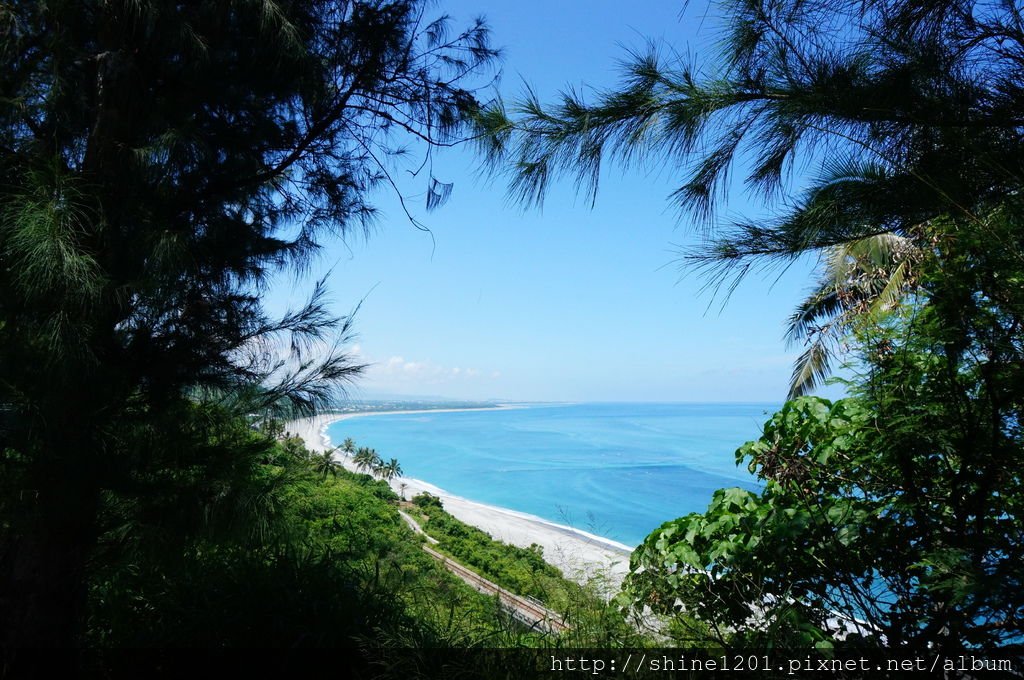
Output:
top-left (0, 0), bottom-right (498, 648)
top-left (478, 0), bottom-right (1024, 651)
top-left (3, 0), bottom-right (1023, 656)
top-left (476, 0), bottom-right (1024, 393)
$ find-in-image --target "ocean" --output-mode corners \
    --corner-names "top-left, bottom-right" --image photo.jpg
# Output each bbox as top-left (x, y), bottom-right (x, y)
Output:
top-left (327, 402), bottom-right (775, 547)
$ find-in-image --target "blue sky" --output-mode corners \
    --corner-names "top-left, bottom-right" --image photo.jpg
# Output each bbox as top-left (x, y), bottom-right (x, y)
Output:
top-left (267, 0), bottom-right (843, 403)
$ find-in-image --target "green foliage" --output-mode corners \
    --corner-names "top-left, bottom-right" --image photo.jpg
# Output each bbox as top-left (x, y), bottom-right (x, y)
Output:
top-left (86, 429), bottom-right (503, 649)
top-left (409, 495), bottom-right (562, 602)
top-left (311, 448), bottom-right (342, 479)
top-left (340, 467), bottom-right (400, 503)
top-left (353, 446), bottom-right (383, 475)
top-left (478, 0), bottom-right (1024, 395)
top-left (785, 234), bottom-right (920, 397)
top-left (413, 492), bottom-right (445, 512)
top-left (0, 0), bottom-right (498, 646)
top-left (474, 0), bottom-right (1024, 652)
top-left (624, 203), bottom-right (1024, 653)
top-left (86, 429), bottom-right (646, 654)
top-left (625, 398), bottom-right (878, 648)
top-left (625, 291), bottom-right (1024, 652)
top-left (381, 457), bottom-right (404, 481)
top-left (407, 494), bottom-right (648, 647)
top-left (621, 179), bottom-right (1024, 653)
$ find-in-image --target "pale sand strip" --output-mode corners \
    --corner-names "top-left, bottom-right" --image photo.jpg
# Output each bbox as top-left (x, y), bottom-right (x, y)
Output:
top-left (287, 409), bottom-right (633, 589)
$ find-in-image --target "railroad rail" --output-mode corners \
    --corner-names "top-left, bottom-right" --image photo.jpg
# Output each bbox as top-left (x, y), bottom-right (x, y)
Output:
top-left (422, 545), bottom-right (570, 634)
top-left (398, 509), bottom-right (568, 634)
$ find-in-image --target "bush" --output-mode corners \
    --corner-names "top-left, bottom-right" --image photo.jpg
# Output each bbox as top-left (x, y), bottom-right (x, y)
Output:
top-left (412, 492), bottom-right (444, 512)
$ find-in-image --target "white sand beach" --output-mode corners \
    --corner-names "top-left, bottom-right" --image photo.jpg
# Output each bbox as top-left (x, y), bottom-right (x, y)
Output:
top-left (286, 409), bottom-right (633, 589)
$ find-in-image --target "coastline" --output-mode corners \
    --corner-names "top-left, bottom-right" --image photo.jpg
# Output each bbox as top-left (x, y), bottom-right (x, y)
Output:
top-left (287, 408), bottom-right (633, 588)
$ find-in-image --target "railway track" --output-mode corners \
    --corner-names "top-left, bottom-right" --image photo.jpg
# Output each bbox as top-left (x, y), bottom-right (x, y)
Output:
top-left (422, 545), bottom-right (569, 634)
top-left (398, 510), bottom-right (568, 634)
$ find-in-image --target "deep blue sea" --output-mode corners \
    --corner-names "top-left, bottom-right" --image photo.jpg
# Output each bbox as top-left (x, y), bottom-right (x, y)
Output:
top-left (328, 402), bottom-right (775, 547)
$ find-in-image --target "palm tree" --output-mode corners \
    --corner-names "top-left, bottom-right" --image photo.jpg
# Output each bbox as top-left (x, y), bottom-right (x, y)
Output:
top-left (368, 449), bottom-right (385, 478)
top-left (353, 447), bottom-right (383, 476)
top-left (381, 458), bottom-right (403, 482)
top-left (312, 449), bottom-right (342, 480)
top-left (352, 447), bottom-right (374, 474)
top-left (341, 437), bottom-right (356, 459)
top-left (786, 233), bottom-right (919, 397)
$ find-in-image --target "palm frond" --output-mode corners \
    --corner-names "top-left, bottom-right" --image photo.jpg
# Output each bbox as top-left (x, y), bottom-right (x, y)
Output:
top-left (788, 340), bottom-right (832, 399)
top-left (785, 288), bottom-right (844, 344)
top-left (867, 259), bottom-right (910, 319)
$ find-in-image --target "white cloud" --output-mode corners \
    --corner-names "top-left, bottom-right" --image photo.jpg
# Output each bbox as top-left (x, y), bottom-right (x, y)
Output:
top-left (366, 354), bottom-right (496, 388)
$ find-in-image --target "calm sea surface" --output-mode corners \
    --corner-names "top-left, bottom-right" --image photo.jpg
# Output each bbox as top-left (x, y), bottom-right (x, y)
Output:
top-left (327, 402), bottom-right (775, 546)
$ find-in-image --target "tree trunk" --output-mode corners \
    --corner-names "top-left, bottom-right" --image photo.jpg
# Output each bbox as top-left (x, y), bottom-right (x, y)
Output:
top-left (0, 478), bottom-right (99, 648)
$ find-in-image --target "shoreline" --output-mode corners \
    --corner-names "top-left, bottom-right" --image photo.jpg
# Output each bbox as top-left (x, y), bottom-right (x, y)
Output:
top-left (287, 407), bottom-right (633, 588)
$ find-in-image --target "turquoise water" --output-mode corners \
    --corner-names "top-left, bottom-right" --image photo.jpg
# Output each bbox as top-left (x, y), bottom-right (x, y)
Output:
top-left (328, 402), bottom-right (775, 546)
